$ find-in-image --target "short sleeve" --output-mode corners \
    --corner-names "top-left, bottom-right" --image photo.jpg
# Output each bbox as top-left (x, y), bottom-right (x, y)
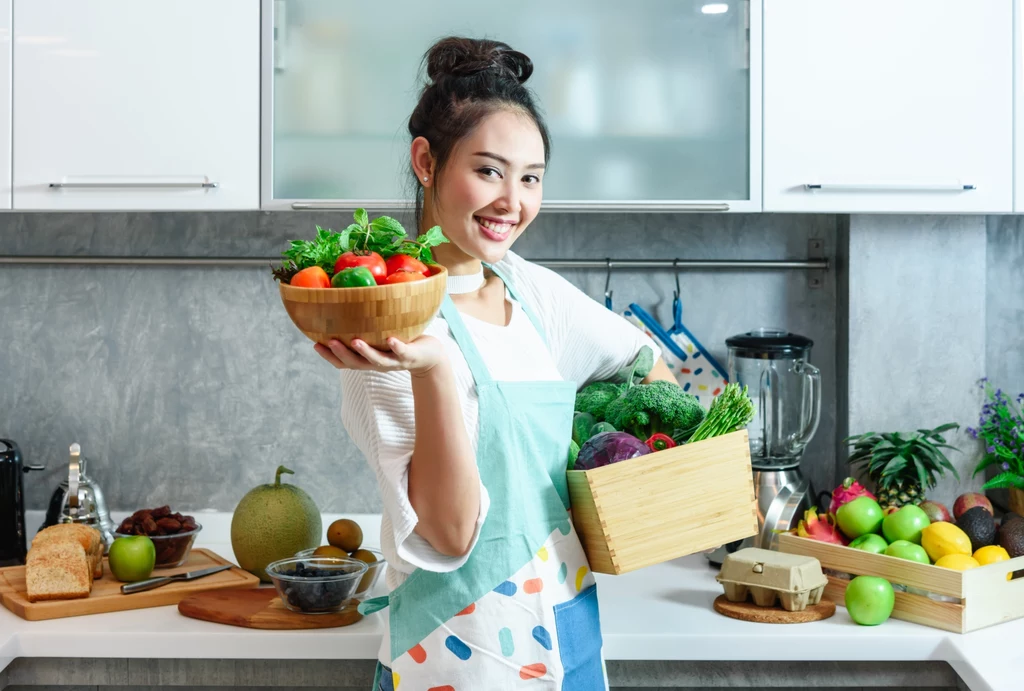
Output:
top-left (339, 366), bottom-right (489, 573)
top-left (500, 254), bottom-right (662, 388)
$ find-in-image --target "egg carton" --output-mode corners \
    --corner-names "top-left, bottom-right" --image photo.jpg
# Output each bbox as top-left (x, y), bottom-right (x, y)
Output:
top-left (716, 547), bottom-right (829, 612)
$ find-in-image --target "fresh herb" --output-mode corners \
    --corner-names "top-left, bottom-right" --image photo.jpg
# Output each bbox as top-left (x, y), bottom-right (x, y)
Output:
top-left (271, 208), bottom-right (449, 283)
top-left (687, 384), bottom-right (755, 443)
top-left (969, 378), bottom-right (1024, 491)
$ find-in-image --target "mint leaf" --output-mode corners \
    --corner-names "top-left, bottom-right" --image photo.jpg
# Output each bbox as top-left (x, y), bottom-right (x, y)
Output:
top-left (353, 208), bottom-right (369, 229)
top-left (369, 215), bottom-right (406, 238)
top-left (417, 225), bottom-right (448, 248)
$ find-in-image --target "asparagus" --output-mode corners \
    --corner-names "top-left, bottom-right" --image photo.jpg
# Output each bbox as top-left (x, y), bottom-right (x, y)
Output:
top-left (687, 384), bottom-right (755, 443)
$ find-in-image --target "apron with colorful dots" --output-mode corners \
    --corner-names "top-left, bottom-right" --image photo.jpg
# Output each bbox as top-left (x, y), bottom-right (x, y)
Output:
top-left (360, 264), bottom-right (608, 690)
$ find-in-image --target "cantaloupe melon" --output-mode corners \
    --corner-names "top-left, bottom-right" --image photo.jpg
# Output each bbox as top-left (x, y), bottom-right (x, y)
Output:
top-left (230, 465), bottom-right (322, 582)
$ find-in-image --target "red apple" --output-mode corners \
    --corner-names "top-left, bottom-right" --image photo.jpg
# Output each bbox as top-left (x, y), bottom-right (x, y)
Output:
top-left (919, 500), bottom-right (953, 524)
top-left (953, 493), bottom-right (993, 520)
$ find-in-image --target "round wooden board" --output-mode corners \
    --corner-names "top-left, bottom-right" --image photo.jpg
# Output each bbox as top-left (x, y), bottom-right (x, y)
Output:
top-left (713, 594), bottom-right (836, 624)
top-left (178, 587), bottom-right (363, 629)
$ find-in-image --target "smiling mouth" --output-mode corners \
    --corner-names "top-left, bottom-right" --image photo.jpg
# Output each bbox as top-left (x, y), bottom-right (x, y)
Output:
top-left (475, 216), bottom-right (516, 241)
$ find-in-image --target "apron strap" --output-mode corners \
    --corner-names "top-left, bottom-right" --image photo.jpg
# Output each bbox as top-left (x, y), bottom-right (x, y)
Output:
top-left (439, 296), bottom-right (494, 387)
top-left (357, 595), bottom-right (390, 616)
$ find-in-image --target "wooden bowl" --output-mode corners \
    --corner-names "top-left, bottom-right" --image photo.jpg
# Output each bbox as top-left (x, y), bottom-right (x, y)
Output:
top-left (278, 265), bottom-right (448, 348)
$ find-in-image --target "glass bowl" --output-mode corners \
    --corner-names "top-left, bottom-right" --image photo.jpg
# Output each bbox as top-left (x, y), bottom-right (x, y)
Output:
top-left (266, 556), bottom-right (368, 614)
top-left (294, 547), bottom-right (386, 599)
top-left (113, 523), bottom-right (202, 568)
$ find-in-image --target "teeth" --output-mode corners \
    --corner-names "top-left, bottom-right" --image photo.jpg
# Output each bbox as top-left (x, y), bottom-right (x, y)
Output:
top-left (477, 217), bottom-right (513, 234)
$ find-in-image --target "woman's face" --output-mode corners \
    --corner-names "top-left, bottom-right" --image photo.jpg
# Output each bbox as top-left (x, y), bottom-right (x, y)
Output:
top-left (426, 109), bottom-right (546, 266)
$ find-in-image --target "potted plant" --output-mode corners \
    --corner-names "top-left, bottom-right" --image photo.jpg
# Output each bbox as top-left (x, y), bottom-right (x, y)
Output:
top-left (968, 379), bottom-right (1024, 514)
top-left (844, 423), bottom-right (961, 511)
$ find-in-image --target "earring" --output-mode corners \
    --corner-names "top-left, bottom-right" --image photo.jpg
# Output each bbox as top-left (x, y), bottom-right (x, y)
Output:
top-left (423, 176), bottom-right (428, 182)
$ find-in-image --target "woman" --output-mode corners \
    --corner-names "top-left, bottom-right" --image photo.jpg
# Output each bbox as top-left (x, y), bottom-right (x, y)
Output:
top-left (316, 36), bottom-right (676, 690)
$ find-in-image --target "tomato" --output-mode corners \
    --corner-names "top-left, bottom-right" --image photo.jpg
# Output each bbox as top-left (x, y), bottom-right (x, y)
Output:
top-left (385, 254), bottom-right (428, 277)
top-left (290, 266), bottom-right (330, 288)
top-left (334, 251), bottom-right (386, 283)
top-left (331, 266), bottom-right (377, 288)
top-left (385, 271), bottom-right (427, 285)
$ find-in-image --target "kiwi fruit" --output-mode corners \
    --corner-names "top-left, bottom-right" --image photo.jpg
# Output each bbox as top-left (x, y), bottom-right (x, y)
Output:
top-left (312, 545), bottom-right (349, 559)
top-left (327, 519), bottom-right (363, 553)
top-left (349, 548), bottom-right (378, 564)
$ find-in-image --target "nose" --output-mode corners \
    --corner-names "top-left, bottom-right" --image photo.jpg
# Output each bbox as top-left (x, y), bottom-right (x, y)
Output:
top-left (494, 178), bottom-right (521, 216)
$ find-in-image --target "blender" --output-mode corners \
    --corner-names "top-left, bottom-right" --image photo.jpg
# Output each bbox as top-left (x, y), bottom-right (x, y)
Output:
top-left (707, 328), bottom-right (822, 564)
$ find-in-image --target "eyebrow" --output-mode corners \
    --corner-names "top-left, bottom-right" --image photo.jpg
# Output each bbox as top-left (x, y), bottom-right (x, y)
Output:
top-left (472, 151), bottom-right (546, 170)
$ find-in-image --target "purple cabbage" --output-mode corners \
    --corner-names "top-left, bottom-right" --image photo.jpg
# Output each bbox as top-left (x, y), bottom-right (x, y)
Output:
top-left (573, 431), bottom-right (650, 471)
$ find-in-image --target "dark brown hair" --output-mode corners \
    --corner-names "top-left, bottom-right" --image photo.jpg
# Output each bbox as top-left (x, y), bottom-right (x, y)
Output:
top-left (409, 37), bottom-right (551, 229)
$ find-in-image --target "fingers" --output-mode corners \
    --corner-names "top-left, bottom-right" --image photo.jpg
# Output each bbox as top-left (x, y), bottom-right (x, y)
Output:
top-left (313, 343), bottom-right (346, 369)
top-left (349, 338), bottom-right (401, 369)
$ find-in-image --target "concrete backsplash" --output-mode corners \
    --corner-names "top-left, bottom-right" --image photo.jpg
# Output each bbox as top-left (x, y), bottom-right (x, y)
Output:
top-left (4, 211), bottom-right (838, 513)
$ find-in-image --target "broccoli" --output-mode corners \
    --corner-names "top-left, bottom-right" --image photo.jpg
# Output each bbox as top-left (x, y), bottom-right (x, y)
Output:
top-left (604, 380), bottom-right (706, 443)
top-left (574, 381), bottom-right (625, 421)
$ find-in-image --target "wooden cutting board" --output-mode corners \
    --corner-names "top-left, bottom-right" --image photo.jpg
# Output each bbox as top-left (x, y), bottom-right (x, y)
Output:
top-left (0, 548), bottom-right (259, 621)
top-left (178, 587), bottom-right (363, 629)
top-left (713, 594), bottom-right (836, 624)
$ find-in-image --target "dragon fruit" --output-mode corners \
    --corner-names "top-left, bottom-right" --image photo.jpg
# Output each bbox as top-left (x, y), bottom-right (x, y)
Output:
top-left (829, 477), bottom-right (876, 516)
top-left (793, 507), bottom-right (848, 545)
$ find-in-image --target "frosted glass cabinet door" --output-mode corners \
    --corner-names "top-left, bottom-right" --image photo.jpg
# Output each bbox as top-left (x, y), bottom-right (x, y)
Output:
top-left (13, 0), bottom-right (260, 210)
top-left (763, 0), bottom-right (1012, 213)
top-left (265, 0), bottom-right (759, 210)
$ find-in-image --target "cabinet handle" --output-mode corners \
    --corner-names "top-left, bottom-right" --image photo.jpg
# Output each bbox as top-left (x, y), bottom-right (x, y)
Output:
top-left (291, 201), bottom-right (731, 212)
top-left (49, 181), bottom-right (219, 189)
top-left (804, 183), bottom-right (975, 192)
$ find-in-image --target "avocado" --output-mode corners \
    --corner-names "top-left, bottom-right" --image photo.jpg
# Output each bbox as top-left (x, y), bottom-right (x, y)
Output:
top-left (957, 506), bottom-right (997, 553)
top-left (1001, 511), bottom-right (1022, 528)
top-left (999, 516), bottom-right (1024, 558)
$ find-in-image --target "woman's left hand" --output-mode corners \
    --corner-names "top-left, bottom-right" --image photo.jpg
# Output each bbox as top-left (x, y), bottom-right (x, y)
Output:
top-left (314, 335), bottom-right (447, 377)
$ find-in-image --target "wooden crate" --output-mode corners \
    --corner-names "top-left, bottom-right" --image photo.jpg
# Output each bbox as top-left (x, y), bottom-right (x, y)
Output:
top-left (777, 533), bottom-right (1024, 633)
top-left (567, 429), bottom-right (758, 575)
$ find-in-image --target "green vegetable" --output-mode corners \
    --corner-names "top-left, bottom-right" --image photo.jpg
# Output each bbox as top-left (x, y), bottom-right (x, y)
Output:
top-left (272, 208), bottom-right (449, 283)
top-left (687, 384), bottom-right (755, 443)
top-left (572, 412), bottom-right (597, 446)
top-left (604, 380), bottom-right (706, 443)
top-left (589, 422), bottom-right (616, 438)
top-left (331, 266), bottom-right (377, 288)
top-left (575, 382), bottom-right (625, 421)
top-left (613, 346), bottom-right (654, 386)
top-left (567, 439), bottom-right (580, 471)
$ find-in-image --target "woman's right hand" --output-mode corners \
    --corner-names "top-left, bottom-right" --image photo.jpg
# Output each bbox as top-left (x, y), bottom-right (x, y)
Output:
top-left (314, 335), bottom-right (447, 377)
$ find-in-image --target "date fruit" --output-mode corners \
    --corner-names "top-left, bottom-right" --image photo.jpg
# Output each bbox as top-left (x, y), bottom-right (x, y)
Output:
top-left (117, 505), bottom-right (200, 566)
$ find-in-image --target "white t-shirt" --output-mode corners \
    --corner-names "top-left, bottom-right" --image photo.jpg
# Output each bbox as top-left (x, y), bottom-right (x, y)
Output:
top-left (338, 251), bottom-right (660, 662)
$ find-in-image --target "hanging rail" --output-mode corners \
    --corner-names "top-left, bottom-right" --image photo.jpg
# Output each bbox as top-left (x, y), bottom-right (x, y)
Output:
top-left (0, 256), bottom-right (828, 270)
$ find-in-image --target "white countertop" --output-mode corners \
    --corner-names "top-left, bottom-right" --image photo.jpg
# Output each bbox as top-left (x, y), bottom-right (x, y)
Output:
top-left (2, 511), bottom-right (1022, 691)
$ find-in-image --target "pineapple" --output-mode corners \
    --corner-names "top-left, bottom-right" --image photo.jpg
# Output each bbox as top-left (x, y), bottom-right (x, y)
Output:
top-left (845, 423), bottom-right (961, 510)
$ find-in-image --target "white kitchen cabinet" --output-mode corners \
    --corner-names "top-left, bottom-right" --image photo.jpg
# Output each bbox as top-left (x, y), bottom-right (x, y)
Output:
top-left (0, 0), bottom-right (10, 210)
top-left (13, 0), bottom-right (259, 211)
top-left (763, 0), bottom-right (1013, 213)
top-left (1016, 1), bottom-right (1024, 212)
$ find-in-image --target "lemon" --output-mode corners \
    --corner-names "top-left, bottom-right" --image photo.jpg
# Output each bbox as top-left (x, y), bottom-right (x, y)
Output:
top-left (921, 522), bottom-right (972, 562)
top-left (973, 545), bottom-right (1011, 565)
top-left (934, 554), bottom-right (981, 570)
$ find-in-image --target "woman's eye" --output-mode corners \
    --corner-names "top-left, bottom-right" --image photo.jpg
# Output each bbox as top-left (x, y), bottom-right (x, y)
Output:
top-left (523, 174), bottom-right (541, 184)
top-left (478, 167), bottom-right (501, 178)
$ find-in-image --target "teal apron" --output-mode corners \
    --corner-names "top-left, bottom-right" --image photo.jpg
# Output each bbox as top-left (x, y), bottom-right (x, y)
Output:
top-left (361, 264), bottom-right (608, 690)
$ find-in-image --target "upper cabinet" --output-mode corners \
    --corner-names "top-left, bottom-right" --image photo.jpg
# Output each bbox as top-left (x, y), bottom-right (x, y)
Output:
top-left (264, 0), bottom-right (762, 212)
top-left (12, 0), bottom-right (259, 211)
top-left (0, 0), bottom-right (9, 210)
top-left (763, 0), bottom-right (1013, 214)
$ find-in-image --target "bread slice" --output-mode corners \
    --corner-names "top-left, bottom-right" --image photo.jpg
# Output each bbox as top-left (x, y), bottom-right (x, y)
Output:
top-left (25, 541), bottom-right (91, 602)
top-left (32, 524), bottom-right (103, 580)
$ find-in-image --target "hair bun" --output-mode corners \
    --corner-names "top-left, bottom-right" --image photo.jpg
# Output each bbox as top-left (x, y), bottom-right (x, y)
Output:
top-left (426, 37), bottom-right (534, 85)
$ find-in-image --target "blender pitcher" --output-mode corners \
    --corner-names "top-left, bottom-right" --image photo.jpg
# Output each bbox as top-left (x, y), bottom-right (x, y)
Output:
top-left (725, 329), bottom-right (821, 469)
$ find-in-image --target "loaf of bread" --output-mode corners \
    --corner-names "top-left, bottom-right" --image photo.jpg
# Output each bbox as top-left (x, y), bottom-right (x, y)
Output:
top-left (25, 541), bottom-right (92, 602)
top-left (31, 524), bottom-right (104, 580)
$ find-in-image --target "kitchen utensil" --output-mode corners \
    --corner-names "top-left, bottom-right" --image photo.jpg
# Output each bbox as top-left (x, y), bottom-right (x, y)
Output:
top-left (177, 587), bottom-right (363, 629)
top-left (278, 264), bottom-right (448, 349)
top-left (712, 594), bottom-right (835, 624)
top-left (0, 439), bottom-right (45, 567)
top-left (41, 443), bottom-right (116, 554)
top-left (121, 563), bottom-right (232, 594)
top-left (0, 548), bottom-right (259, 621)
top-left (706, 329), bottom-right (823, 564)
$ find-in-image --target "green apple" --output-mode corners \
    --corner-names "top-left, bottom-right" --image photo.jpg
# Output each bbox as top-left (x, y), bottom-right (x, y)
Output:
top-left (108, 535), bottom-right (156, 582)
top-left (844, 575), bottom-right (895, 625)
top-left (836, 497), bottom-right (885, 539)
top-left (884, 539), bottom-right (931, 564)
top-left (882, 505), bottom-right (930, 544)
top-left (848, 533), bottom-right (889, 555)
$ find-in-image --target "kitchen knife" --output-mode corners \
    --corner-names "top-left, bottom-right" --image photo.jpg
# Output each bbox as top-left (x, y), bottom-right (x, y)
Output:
top-left (120, 564), bottom-right (232, 595)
